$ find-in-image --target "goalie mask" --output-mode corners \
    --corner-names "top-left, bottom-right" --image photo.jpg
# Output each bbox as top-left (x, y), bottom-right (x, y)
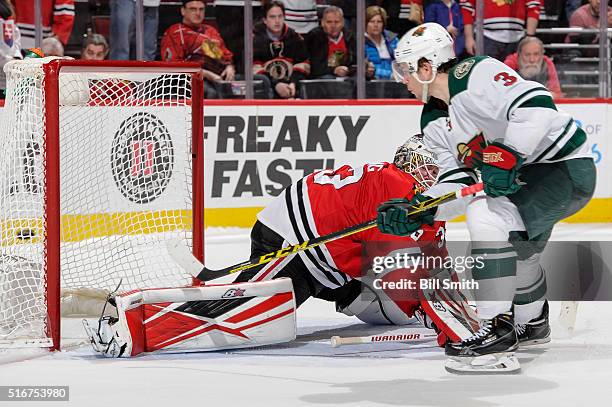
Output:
top-left (394, 135), bottom-right (439, 191)
top-left (392, 23), bottom-right (455, 102)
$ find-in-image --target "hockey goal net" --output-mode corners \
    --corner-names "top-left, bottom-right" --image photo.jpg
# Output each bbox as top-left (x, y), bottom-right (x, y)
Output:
top-left (0, 58), bottom-right (204, 351)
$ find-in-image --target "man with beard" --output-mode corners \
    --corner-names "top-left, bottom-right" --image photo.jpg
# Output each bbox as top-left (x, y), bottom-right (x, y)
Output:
top-left (503, 36), bottom-right (562, 99)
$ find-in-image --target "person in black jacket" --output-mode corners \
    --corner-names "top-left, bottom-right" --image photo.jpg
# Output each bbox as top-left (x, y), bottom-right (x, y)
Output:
top-left (253, 0), bottom-right (310, 98)
top-left (306, 5), bottom-right (356, 79)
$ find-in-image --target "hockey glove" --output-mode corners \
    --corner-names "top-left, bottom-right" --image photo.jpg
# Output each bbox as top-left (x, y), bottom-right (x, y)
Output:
top-left (376, 194), bottom-right (435, 237)
top-left (480, 142), bottom-right (524, 197)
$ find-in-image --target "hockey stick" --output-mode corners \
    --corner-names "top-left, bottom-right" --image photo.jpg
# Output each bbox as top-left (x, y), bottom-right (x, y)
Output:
top-left (558, 301), bottom-right (579, 334)
top-left (330, 329), bottom-right (437, 348)
top-left (168, 183), bottom-right (484, 281)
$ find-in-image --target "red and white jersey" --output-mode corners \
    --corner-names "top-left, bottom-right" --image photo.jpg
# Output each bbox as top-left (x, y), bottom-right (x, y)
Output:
top-left (399, 0), bottom-right (424, 20)
top-left (13, 0), bottom-right (75, 48)
top-left (280, 0), bottom-right (318, 34)
top-left (460, 0), bottom-right (541, 43)
top-left (258, 162), bottom-right (446, 289)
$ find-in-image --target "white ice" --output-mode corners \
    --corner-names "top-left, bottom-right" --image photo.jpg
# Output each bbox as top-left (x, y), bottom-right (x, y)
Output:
top-left (1, 223), bottom-right (611, 407)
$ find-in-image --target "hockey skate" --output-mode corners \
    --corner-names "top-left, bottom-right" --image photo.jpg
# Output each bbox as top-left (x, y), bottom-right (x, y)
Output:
top-left (444, 312), bottom-right (520, 374)
top-left (517, 300), bottom-right (551, 346)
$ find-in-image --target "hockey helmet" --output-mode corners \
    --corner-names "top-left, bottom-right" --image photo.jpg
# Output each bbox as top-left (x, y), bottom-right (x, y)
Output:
top-left (394, 135), bottom-right (439, 190)
top-left (392, 23), bottom-right (455, 85)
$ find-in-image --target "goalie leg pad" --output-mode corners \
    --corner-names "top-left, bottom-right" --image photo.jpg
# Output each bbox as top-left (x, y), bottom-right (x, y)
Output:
top-left (419, 268), bottom-right (480, 345)
top-left (84, 278), bottom-right (296, 357)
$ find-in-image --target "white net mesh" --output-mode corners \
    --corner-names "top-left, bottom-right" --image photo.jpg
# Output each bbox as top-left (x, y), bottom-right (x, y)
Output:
top-left (0, 57), bottom-right (200, 348)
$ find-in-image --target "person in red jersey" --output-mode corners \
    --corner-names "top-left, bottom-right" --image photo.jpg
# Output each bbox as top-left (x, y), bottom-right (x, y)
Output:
top-left (236, 135), bottom-right (453, 327)
top-left (13, 0), bottom-right (74, 50)
top-left (161, 0), bottom-right (235, 99)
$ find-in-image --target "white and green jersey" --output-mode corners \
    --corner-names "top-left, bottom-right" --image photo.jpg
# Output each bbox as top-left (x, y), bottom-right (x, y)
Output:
top-left (447, 56), bottom-right (589, 165)
top-left (420, 56), bottom-right (589, 220)
top-left (419, 98), bottom-right (479, 221)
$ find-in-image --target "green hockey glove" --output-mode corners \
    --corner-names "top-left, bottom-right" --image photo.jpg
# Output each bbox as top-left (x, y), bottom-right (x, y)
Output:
top-left (376, 194), bottom-right (435, 236)
top-left (481, 142), bottom-right (525, 197)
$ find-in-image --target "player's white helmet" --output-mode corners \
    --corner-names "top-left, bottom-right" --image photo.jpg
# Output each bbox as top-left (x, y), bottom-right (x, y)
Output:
top-left (392, 23), bottom-right (455, 100)
top-left (394, 135), bottom-right (438, 191)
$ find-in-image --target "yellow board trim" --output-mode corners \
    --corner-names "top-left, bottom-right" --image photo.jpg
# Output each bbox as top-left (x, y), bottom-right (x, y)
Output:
top-left (1, 210), bottom-right (192, 245)
top-left (445, 198), bottom-right (612, 223)
top-left (204, 198), bottom-right (612, 228)
top-left (2, 198), bottom-right (609, 245)
top-left (204, 207), bottom-right (262, 228)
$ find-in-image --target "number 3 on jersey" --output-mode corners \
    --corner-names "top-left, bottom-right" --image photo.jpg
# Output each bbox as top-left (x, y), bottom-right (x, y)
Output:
top-left (494, 72), bottom-right (517, 87)
top-left (313, 164), bottom-right (384, 189)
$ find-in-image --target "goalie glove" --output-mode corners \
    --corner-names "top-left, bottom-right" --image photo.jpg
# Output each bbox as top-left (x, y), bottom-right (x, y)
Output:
top-left (481, 142), bottom-right (524, 197)
top-left (83, 315), bottom-right (130, 357)
top-left (376, 194), bottom-right (435, 236)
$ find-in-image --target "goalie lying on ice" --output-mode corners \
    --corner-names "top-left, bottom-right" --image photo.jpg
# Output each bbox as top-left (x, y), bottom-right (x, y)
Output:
top-left (85, 136), bottom-right (478, 357)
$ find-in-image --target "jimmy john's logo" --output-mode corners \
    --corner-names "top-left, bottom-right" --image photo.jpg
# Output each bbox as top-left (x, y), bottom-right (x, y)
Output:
top-left (457, 133), bottom-right (486, 169)
top-left (111, 112), bottom-right (174, 204)
top-left (454, 59), bottom-right (475, 79)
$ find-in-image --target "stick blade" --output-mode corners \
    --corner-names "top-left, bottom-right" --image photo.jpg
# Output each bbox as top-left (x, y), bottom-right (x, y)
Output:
top-left (166, 238), bottom-right (204, 278)
top-left (558, 301), bottom-right (579, 335)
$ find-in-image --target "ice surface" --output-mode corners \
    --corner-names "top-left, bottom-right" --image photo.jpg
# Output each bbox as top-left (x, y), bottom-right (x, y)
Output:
top-left (1, 223), bottom-right (611, 407)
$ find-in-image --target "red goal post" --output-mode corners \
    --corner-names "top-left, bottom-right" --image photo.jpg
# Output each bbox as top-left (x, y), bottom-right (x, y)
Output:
top-left (0, 58), bottom-right (204, 351)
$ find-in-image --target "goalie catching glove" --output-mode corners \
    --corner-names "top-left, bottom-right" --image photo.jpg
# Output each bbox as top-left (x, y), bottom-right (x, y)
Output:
top-left (376, 193), bottom-right (435, 236)
top-left (481, 142), bottom-right (525, 197)
top-left (83, 278), bottom-right (296, 357)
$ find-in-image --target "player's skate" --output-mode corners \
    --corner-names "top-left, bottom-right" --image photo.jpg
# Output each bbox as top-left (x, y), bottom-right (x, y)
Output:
top-left (444, 311), bottom-right (520, 374)
top-left (517, 300), bottom-right (551, 346)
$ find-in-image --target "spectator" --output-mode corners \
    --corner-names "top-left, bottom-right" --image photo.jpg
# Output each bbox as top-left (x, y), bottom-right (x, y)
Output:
top-left (213, 0), bottom-right (263, 72)
top-left (1, 0), bottom-right (21, 98)
top-left (81, 34), bottom-right (109, 60)
top-left (306, 5), bottom-right (356, 79)
top-left (364, 5), bottom-right (398, 80)
top-left (504, 36), bottom-right (563, 98)
top-left (280, 0), bottom-right (318, 35)
top-left (329, 0), bottom-right (357, 31)
top-left (161, 0), bottom-right (236, 99)
top-left (460, 0), bottom-right (540, 61)
top-left (13, 0), bottom-right (74, 50)
top-left (41, 36), bottom-right (64, 57)
top-left (566, 0), bottom-right (612, 45)
top-left (425, 0), bottom-right (464, 56)
top-left (110, 0), bottom-right (159, 61)
top-left (253, 1), bottom-right (310, 98)
top-left (565, 0), bottom-right (583, 22)
top-left (381, 0), bottom-right (424, 37)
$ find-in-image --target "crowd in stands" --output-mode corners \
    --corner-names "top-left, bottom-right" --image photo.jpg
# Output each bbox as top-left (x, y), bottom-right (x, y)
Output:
top-left (1, 0), bottom-right (611, 99)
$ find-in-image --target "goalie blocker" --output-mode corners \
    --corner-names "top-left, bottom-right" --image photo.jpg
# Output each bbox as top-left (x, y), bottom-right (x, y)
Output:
top-left (84, 279), bottom-right (296, 357)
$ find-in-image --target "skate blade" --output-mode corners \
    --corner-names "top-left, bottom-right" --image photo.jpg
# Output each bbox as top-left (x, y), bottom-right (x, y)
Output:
top-left (519, 336), bottom-right (551, 347)
top-left (445, 353), bottom-right (521, 375)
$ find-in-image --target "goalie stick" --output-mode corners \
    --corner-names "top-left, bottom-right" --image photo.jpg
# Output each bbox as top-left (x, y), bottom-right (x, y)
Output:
top-left (558, 301), bottom-right (579, 334)
top-left (168, 183), bottom-right (484, 281)
top-left (330, 329), bottom-right (437, 348)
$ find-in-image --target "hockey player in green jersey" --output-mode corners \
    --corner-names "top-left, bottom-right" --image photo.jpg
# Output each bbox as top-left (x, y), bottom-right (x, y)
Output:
top-left (376, 22), bottom-right (596, 374)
